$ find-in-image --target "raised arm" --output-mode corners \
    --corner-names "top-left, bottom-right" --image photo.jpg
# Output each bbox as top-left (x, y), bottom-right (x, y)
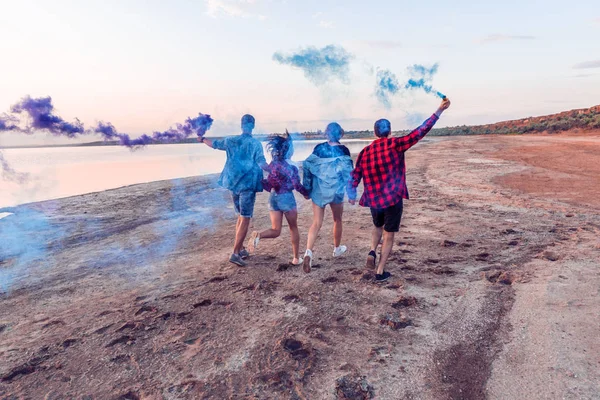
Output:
top-left (198, 136), bottom-right (226, 150)
top-left (393, 97), bottom-right (451, 152)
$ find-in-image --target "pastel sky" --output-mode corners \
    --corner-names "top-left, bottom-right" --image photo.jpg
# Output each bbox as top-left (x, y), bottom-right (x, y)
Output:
top-left (1, 0), bottom-right (599, 145)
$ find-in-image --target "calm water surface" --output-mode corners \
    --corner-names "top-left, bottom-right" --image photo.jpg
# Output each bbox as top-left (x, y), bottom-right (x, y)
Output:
top-left (0, 140), bottom-right (372, 208)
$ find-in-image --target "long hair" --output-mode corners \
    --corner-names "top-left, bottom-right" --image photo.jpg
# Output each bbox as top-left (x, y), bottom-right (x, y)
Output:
top-left (267, 132), bottom-right (294, 161)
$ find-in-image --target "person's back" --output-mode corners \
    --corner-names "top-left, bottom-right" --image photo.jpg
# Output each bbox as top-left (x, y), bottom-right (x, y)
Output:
top-left (264, 159), bottom-right (307, 195)
top-left (216, 133), bottom-right (265, 193)
top-left (351, 116), bottom-right (438, 209)
top-left (302, 122), bottom-right (353, 273)
top-left (303, 142), bottom-right (353, 208)
top-left (349, 98), bottom-right (451, 282)
top-left (199, 114), bottom-right (267, 267)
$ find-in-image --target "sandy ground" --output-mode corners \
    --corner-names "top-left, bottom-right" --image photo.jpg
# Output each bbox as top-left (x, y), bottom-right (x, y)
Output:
top-left (0, 133), bottom-right (599, 399)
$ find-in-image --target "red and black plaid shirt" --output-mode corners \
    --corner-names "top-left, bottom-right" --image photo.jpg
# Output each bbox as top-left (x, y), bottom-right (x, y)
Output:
top-left (350, 114), bottom-right (439, 209)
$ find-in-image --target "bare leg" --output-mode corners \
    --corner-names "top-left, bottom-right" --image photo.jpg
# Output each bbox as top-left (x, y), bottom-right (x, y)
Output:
top-left (259, 211), bottom-right (283, 239)
top-left (233, 216), bottom-right (251, 254)
top-left (377, 231), bottom-right (395, 275)
top-left (330, 203), bottom-right (344, 247)
top-left (306, 202), bottom-right (325, 251)
top-left (371, 226), bottom-right (383, 252)
top-left (284, 209), bottom-right (300, 262)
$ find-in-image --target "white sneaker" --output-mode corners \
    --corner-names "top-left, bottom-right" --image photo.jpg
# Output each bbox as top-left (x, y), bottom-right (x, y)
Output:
top-left (303, 249), bottom-right (313, 273)
top-left (333, 245), bottom-right (347, 257)
top-left (247, 231), bottom-right (260, 253)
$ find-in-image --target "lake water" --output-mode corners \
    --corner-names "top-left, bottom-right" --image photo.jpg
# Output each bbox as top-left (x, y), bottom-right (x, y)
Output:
top-left (0, 139), bottom-right (373, 208)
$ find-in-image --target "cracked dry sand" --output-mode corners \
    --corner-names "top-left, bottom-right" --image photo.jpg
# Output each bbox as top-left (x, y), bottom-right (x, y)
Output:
top-left (1, 133), bottom-right (599, 399)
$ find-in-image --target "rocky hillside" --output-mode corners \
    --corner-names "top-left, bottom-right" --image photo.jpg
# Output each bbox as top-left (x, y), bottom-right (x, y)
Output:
top-left (428, 105), bottom-right (600, 136)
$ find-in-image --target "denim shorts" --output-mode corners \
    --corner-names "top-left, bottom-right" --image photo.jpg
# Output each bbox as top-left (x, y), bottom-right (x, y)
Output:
top-left (232, 191), bottom-right (256, 218)
top-left (268, 191), bottom-right (297, 213)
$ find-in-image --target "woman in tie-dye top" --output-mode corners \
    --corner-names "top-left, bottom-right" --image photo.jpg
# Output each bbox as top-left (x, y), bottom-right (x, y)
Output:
top-left (247, 133), bottom-right (309, 265)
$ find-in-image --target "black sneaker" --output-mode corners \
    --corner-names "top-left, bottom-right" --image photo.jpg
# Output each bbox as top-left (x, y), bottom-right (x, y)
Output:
top-left (229, 253), bottom-right (247, 267)
top-left (239, 248), bottom-right (250, 259)
top-left (366, 250), bottom-right (377, 270)
top-left (375, 271), bottom-right (392, 282)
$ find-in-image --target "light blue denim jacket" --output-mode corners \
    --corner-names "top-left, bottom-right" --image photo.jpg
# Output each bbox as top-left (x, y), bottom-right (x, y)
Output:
top-left (302, 153), bottom-right (353, 207)
top-left (212, 134), bottom-right (266, 193)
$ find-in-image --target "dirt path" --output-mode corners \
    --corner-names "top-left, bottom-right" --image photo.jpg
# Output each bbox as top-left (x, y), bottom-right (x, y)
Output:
top-left (1, 134), bottom-right (599, 399)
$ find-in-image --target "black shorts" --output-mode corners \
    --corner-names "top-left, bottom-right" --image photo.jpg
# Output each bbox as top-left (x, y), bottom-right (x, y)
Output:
top-left (370, 200), bottom-right (403, 232)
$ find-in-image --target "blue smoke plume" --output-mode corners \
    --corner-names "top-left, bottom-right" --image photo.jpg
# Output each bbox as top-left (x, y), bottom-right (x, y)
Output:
top-left (405, 63), bottom-right (445, 98)
top-left (375, 69), bottom-right (401, 109)
top-left (0, 207), bottom-right (64, 293)
top-left (272, 45), bottom-right (353, 85)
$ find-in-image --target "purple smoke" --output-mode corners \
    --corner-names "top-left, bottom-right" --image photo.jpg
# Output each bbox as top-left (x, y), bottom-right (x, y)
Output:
top-left (0, 151), bottom-right (27, 183)
top-left (1, 95), bottom-right (214, 180)
top-left (10, 96), bottom-right (85, 136)
top-left (95, 113), bottom-right (213, 149)
top-left (0, 114), bottom-right (19, 132)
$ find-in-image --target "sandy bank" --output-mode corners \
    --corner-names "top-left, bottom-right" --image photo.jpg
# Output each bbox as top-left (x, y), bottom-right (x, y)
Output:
top-left (1, 134), bottom-right (599, 399)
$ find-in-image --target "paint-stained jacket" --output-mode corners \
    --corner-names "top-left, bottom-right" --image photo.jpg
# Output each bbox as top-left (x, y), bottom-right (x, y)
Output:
top-left (303, 152), bottom-right (353, 208)
top-left (212, 133), bottom-right (266, 193)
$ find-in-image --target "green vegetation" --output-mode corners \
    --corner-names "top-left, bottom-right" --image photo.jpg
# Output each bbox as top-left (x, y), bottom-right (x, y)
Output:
top-left (427, 106), bottom-right (600, 136)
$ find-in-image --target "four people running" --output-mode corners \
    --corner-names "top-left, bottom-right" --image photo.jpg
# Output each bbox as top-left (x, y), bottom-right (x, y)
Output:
top-left (201, 97), bottom-right (451, 279)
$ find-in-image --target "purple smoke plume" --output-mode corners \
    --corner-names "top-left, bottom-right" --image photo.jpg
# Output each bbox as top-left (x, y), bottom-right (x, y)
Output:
top-left (10, 96), bottom-right (85, 136)
top-left (1, 96), bottom-right (213, 179)
top-left (94, 113), bottom-right (213, 149)
top-left (0, 114), bottom-right (19, 132)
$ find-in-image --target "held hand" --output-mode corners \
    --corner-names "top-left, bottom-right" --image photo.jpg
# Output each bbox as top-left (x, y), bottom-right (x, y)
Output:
top-left (439, 97), bottom-right (451, 111)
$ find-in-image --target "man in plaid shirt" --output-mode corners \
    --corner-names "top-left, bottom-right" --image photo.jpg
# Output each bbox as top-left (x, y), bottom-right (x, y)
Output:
top-left (349, 98), bottom-right (451, 281)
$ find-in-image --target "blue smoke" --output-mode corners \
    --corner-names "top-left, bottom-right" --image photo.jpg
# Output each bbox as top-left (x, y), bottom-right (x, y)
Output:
top-left (0, 177), bottom-right (230, 293)
top-left (375, 69), bottom-right (400, 109)
top-left (405, 63), bottom-right (445, 98)
top-left (273, 45), bottom-right (353, 85)
top-left (0, 207), bottom-right (64, 293)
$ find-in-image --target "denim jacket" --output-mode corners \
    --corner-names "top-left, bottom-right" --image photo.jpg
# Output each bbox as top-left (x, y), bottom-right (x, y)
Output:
top-left (302, 153), bottom-right (353, 207)
top-left (212, 134), bottom-right (266, 193)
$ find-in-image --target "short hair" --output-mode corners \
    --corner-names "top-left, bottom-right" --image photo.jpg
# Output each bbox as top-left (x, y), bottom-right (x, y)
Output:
top-left (325, 122), bottom-right (344, 142)
top-left (241, 114), bottom-right (255, 129)
top-left (374, 119), bottom-right (391, 137)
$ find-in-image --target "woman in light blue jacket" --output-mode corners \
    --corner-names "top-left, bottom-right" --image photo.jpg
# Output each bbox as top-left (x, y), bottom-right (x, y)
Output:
top-left (302, 122), bottom-right (354, 273)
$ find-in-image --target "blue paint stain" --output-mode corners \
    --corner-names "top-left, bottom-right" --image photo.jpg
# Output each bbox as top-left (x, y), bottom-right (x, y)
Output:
top-left (273, 45), bottom-right (353, 85)
top-left (375, 69), bottom-right (400, 109)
